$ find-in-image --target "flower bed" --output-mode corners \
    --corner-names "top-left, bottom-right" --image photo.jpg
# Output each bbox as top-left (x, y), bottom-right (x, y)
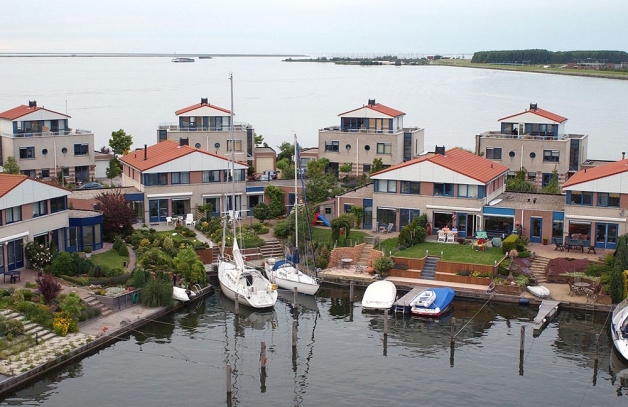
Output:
top-left (546, 258), bottom-right (591, 283)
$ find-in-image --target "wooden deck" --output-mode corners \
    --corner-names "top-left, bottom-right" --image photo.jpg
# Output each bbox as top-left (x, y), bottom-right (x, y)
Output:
top-left (532, 300), bottom-right (560, 336)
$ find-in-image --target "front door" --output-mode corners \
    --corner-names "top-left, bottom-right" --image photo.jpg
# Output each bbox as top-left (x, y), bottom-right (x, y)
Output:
top-left (595, 223), bottom-right (618, 249)
top-left (149, 199), bottom-right (169, 223)
top-left (530, 217), bottom-right (542, 243)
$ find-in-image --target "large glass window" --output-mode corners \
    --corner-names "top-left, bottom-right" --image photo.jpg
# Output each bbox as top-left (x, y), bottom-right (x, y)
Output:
top-left (376, 143), bottom-right (392, 154)
top-left (485, 147), bottom-right (501, 159)
top-left (458, 184), bottom-right (479, 198)
top-left (202, 170), bottom-right (221, 183)
top-left (5, 206), bottom-right (21, 224)
top-left (50, 197), bottom-right (67, 213)
top-left (374, 179), bottom-right (396, 193)
top-left (598, 192), bottom-right (620, 207)
top-left (83, 225), bottom-right (94, 248)
top-left (324, 140), bottom-right (339, 152)
top-left (543, 150), bottom-right (560, 162)
top-left (400, 181), bottom-right (420, 194)
top-left (144, 173), bottom-right (168, 186)
top-left (19, 146), bottom-right (35, 159)
top-left (227, 140), bottom-right (242, 151)
top-left (400, 209), bottom-right (420, 228)
top-left (32, 200), bottom-right (48, 217)
top-left (376, 208), bottom-right (396, 230)
top-left (171, 172), bottom-right (190, 184)
top-left (433, 183), bottom-right (454, 196)
top-left (203, 197), bottom-right (220, 217)
top-left (567, 191), bottom-right (593, 206)
top-left (74, 143), bottom-right (89, 156)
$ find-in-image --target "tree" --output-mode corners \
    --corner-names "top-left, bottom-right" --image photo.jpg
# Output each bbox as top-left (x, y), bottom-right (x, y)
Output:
top-left (109, 129), bottom-right (133, 157)
top-left (339, 163), bottom-right (353, 181)
top-left (610, 234), bottom-right (628, 303)
top-left (252, 202), bottom-right (272, 221)
top-left (305, 158), bottom-right (343, 204)
top-left (3, 156), bottom-right (20, 174)
top-left (198, 202), bottom-right (213, 220)
top-left (173, 246), bottom-right (207, 285)
top-left (105, 158), bottom-right (122, 184)
top-left (506, 167), bottom-right (536, 192)
top-left (331, 214), bottom-right (354, 245)
top-left (276, 158), bottom-right (295, 180)
top-left (349, 206), bottom-right (364, 229)
top-left (254, 133), bottom-right (265, 146)
top-left (542, 166), bottom-right (560, 194)
top-left (99, 146), bottom-right (111, 154)
top-left (370, 158), bottom-right (384, 174)
top-left (265, 184), bottom-right (286, 217)
top-left (277, 141), bottom-right (295, 164)
top-left (96, 190), bottom-right (136, 241)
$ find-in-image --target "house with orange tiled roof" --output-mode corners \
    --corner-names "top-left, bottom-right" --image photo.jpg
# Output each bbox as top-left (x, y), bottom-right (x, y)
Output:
top-left (120, 140), bottom-right (248, 224)
top-left (0, 100), bottom-right (96, 184)
top-left (369, 147), bottom-right (509, 236)
top-left (475, 103), bottom-right (588, 190)
top-left (156, 97), bottom-right (254, 167)
top-left (0, 173), bottom-right (98, 274)
top-left (317, 99), bottom-right (424, 177)
top-left (560, 158), bottom-right (628, 250)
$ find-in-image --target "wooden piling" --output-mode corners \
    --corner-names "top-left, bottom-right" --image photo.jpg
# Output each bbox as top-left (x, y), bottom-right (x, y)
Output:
top-left (595, 333), bottom-right (600, 363)
top-left (226, 363), bottom-right (232, 395)
top-left (450, 317), bottom-right (456, 345)
top-left (349, 280), bottom-right (354, 302)
top-left (292, 320), bottom-right (297, 348)
top-left (234, 294), bottom-right (239, 315)
top-left (519, 326), bottom-right (525, 376)
top-left (260, 341), bottom-right (267, 370)
top-left (293, 287), bottom-right (298, 307)
top-left (383, 310), bottom-right (388, 338)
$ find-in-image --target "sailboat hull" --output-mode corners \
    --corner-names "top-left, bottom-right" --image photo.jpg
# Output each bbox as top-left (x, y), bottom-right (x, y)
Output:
top-left (265, 263), bottom-right (320, 295)
top-left (218, 262), bottom-right (277, 309)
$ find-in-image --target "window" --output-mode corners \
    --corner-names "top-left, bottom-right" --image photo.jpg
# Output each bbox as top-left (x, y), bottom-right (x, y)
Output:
top-left (567, 191), bottom-right (592, 205)
top-left (227, 140), bottom-right (242, 151)
top-left (5, 206), bottom-right (21, 224)
top-left (324, 140), bottom-right (339, 152)
top-left (376, 143), bottom-right (392, 154)
top-left (144, 173), bottom-right (168, 186)
top-left (19, 146), bottom-right (35, 159)
top-left (195, 143), bottom-right (201, 148)
top-left (41, 168), bottom-right (50, 178)
top-left (20, 170), bottom-right (36, 178)
top-left (202, 170), bottom-right (221, 183)
top-left (486, 147), bottom-right (502, 159)
top-left (50, 197), bottom-right (67, 213)
top-left (541, 173), bottom-right (553, 187)
top-left (433, 183), bottom-right (454, 196)
top-left (528, 172), bottom-right (537, 182)
top-left (363, 164), bottom-right (371, 173)
top-left (32, 200), bottom-right (47, 217)
top-left (598, 193), bottom-right (620, 207)
top-left (374, 179), bottom-right (396, 193)
top-left (74, 143), bottom-right (89, 156)
top-left (324, 207), bottom-right (332, 215)
top-left (171, 172), bottom-right (190, 184)
top-left (506, 171), bottom-right (516, 180)
top-left (529, 152), bottom-right (536, 159)
top-left (543, 150), bottom-right (560, 162)
top-left (458, 184), bottom-right (479, 198)
top-left (234, 169), bottom-right (245, 181)
top-left (203, 197), bottom-right (220, 216)
top-left (509, 151), bottom-right (515, 158)
top-left (400, 181), bottom-right (420, 194)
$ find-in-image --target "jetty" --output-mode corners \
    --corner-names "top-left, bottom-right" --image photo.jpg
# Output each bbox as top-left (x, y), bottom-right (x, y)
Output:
top-left (393, 286), bottom-right (424, 314)
top-left (532, 300), bottom-right (560, 336)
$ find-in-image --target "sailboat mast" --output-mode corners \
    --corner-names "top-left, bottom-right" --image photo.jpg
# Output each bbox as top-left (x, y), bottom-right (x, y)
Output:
top-left (229, 73), bottom-right (236, 239)
top-left (294, 134), bottom-right (298, 256)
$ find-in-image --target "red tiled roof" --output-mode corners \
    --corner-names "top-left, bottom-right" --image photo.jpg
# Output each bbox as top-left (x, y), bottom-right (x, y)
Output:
top-left (120, 140), bottom-right (238, 172)
top-left (371, 148), bottom-right (509, 183)
top-left (563, 159), bottom-right (628, 187)
top-left (339, 102), bottom-right (404, 118)
top-left (0, 174), bottom-right (69, 199)
top-left (0, 104), bottom-right (70, 120)
top-left (175, 101), bottom-right (231, 116)
top-left (498, 107), bottom-right (566, 123)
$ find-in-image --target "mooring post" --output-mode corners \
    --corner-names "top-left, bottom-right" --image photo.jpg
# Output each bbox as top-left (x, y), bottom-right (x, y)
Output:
top-left (234, 294), bottom-right (239, 315)
top-left (349, 280), bottom-right (354, 302)
top-left (450, 317), bottom-right (456, 345)
top-left (595, 333), bottom-right (600, 363)
top-left (383, 309), bottom-right (388, 338)
top-left (519, 326), bottom-right (525, 353)
top-left (293, 287), bottom-right (298, 307)
top-left (260, 341), bottom-right (267, 371)
top-left (292, 320), bottom-right (298, 348)
top-left (226, 363), bottom-right (232, 395)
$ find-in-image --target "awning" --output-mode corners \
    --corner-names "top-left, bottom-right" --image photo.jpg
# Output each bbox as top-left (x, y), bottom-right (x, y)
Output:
top-left (0, 231), bottom-right (29, 244)
top-left (146, 192), bottom-right (193, 198)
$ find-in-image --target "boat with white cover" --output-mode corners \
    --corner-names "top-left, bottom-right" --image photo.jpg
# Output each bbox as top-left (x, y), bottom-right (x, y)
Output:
top-left (526, 285), bottom-right (550, 299)
top-left (361, 280), bottom-right (397, 311)
top-left (172, 286), bottom-right (196, 302)
top-left (410, 287), bottom-right (455, 317)
top-left (611, 297), bottom-right (628, 363)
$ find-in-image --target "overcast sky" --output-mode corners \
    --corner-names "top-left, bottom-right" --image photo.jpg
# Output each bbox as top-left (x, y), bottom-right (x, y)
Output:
top-left (2, 0), bottom-right (626, 55)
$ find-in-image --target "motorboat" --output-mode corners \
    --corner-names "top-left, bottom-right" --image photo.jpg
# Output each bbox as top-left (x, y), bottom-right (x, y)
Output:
top-left (173, 286), bottom-right (195, 302)
top-left (526, 285), bottom-right (550, 299)
top-left (217, 74), bottom-right (277, 310)
top-left (264, 135), bottom-right (320, 296)
top-left (361, 280), bottom-right (397, 311)
top-left (611, 297), bottom-right (628, 363)
top-left (410, 287), bottom-right (455, 317)
top-left (411, 288), bottom-right (436, 308)
top-left (172, 57), bottom-right (195, 62)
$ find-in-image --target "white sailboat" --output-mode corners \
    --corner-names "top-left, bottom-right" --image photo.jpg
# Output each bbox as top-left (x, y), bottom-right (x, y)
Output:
top-left (264, 135), bottom-right (320, 296)
top-left (218, 74), bottom-right (277, 309)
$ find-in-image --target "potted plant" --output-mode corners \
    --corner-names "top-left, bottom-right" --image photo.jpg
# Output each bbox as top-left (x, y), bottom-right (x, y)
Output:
top-left (542, 236), bottom-right (548, 245)
top-left (84, 246), bottom-right (93, 258)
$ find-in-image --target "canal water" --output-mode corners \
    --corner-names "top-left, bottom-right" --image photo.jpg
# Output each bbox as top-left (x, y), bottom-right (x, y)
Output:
top-left (1, 286), bottom-right (625, 406)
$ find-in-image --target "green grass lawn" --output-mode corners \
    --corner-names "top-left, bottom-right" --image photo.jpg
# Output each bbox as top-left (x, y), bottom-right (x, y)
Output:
top-left (378, 239), bottom-right (505, 265)
top-left (90, 249), bottom-right (129, 270)
top-left (310, 227), bottom-right (369, 247)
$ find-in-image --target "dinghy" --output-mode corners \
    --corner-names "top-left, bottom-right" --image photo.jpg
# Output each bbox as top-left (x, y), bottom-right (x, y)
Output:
top-left (526, 285), bottom-right (550, 299)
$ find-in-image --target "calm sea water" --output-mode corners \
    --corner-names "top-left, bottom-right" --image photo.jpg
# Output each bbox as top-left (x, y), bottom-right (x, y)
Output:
top-left (1, 287), bottom-right (625, 406)
top-left (0, 57), bottom-right (626, 161)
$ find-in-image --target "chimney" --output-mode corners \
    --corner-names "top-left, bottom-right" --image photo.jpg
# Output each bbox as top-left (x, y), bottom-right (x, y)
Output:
top-left (179, 137), bottom-right (189, 147)
top-left (529, 103), bottom-right (537, 110)
top-left (368, 99), bottom-right (376, 105)
top-left (28, 100), bottom-right (37, 108)
top-left (623, 152), bottom-right (626, 160)
top-left (434, 145), bottom-right (445, 155)
top-left (144, 144), bottom-right (147, 160)
top-left (201, 97), bottom-right (208, 105)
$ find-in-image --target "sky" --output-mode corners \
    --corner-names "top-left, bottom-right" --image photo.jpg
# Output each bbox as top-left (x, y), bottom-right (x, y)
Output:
top-left (2, 0), bottom-right (627, 55)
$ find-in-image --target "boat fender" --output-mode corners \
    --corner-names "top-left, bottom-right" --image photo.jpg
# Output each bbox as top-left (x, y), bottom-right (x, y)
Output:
top-left (518, 298), bottom-right (529, 306)
top-left (132, 291), bottom-right (139, 303)
top-left (271, 284), bottom-right (277, 291)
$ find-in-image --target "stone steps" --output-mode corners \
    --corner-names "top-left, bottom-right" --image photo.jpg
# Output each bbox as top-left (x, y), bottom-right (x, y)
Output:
top-left (529, 255), bottom-right (550, 284)
top-left (84, 294), bottom-right (114, 318)
top-left (259, 239), bottom-right (285, 259)
top-left (421, 256), bottom-right (439, 280)
top-left (357, 244), bottom-right (374, 266)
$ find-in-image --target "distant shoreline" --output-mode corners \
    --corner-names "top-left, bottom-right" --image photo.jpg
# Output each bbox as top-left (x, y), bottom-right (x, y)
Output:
top-left (0, 53), bottom-right (307, 58)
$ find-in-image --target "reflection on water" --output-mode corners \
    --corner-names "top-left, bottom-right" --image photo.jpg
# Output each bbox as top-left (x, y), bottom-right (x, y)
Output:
top-left (0, 289), bottom-right (623, 406)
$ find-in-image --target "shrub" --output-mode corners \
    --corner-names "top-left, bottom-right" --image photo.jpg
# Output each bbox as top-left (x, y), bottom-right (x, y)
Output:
top-left (0, 318), bottom-right (25, 340)
top-left (59, 292), bottom-right (82, 321)
top-left (132, 268), bottom-right (148, 288)
top-left (374, 256), bottom-right (395, 275)
top-left (273, 220), bottom-right (291, 239)
top-left (518, 250), bottom-right (531, 258)
top-left (51, 252), bottom-right (74, 277)
top-left (25, 242), bottom-right (54, 271)
top-left (113, 236), bottom-right (123, 251)
top-left (140, 278), bottom-right (174, 308)
top-left (118, 243), bottom-right (129, 256)
top-left (37, 274), bottom-right (62, 303)
top-left (84, 246), bottom-right (93, 254)
top-left (501, 234), bottom-right (520, 254)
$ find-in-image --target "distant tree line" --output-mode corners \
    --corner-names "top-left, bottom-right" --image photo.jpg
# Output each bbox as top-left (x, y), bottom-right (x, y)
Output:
top-left (471, 49), bottom-right (628, 65)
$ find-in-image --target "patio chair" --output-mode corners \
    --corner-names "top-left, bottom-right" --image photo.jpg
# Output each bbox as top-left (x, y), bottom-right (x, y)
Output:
top-left (446, 233), bottom-right (455, 243)
top-left (385, 223), bottom-right (394, 233)
top-left (166, 216), bottom-right (174, 226)
top-left (185, 213), bottom-right (196, 226)
top-left (437, 231), bottom-right (446, 242)
top-left (491, 237), bottom-right (502, 248)
top-left (553, 237), bottom-right (564, 251)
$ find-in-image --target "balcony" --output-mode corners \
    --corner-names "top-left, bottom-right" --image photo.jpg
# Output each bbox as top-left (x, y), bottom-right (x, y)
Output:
top-left (478, 131), bottom-right (571, 141)
top-left (157, 123), bottom-right (250, 132)
top-left (2, 129), bottom-right (92, 138)
top-left (319, 125), bottom-right (420, 135)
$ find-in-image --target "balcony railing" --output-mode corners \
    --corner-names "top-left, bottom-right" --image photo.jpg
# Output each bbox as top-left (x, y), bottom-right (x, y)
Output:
top-left (157, 122), bottom-right (250, 132)
top-left (2, 129), bottom-right (92, 138)
top-left (319, 126), bottom-right (420, 135)
top-left (478, 131), bottom-right (571, 141)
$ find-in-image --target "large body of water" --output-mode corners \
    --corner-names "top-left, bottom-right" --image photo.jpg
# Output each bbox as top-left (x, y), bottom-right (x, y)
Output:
top-left (1, 287), bottom-right (626, 406)
top-left (1, 57), bottom-right (626, 161)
